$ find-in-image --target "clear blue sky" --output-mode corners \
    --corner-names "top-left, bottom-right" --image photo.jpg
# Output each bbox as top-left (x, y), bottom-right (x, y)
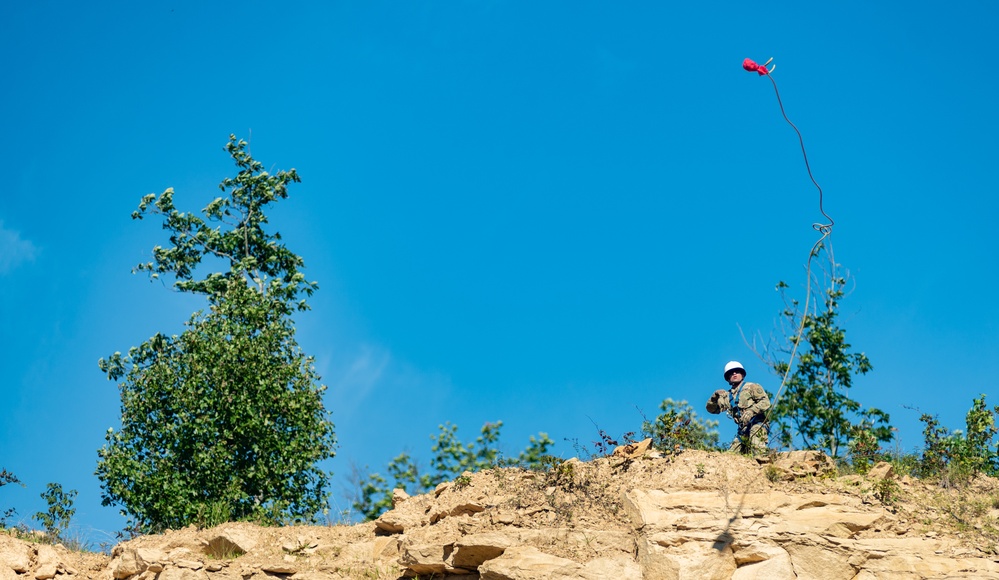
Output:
top-left (2, 2), bottom-right (997, 544)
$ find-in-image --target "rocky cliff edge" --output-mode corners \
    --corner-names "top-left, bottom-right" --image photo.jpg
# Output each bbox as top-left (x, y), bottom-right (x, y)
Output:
top-left (3, 449), bottom-right (999, 579)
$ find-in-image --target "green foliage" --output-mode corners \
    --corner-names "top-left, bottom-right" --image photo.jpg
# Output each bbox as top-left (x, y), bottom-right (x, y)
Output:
top-left (195, 500), bottom-right (233, 530)
top-left (97, 136), bottom-right (336, 533)
top-left (763, 257), bottom-right (892, 458)
top-left (886, 450), bottom-right (921, 478)
top-left (0, 470), bottom-right (20, 487)
top-left (426, 421), bottom-right (501, 488)
top-left (34, 483), bottom-right (76, 541)
top-left (847, 422), bottom-right (891, 474)
top-left (353, 421), bottom-right (552, 521)
top-left (963, 395), bottom-right (999, 475)
top-left (541, 458), bottom-right (577, 492)
top-left (918, 412), bottom-right (953, 477)
top-left (642, 399), bottom-right (720, 454)
top-left (873, 477), bottom-right (900, 506)
top-left (1, 469), bottom-right (23, 528)
top-left (918, 395), bottom-right (999, 484)
top-left (130, 136), bottom-right (317, 311)
top-left (351, 471), bottom-right (390, 524)
top-left (516, 432), bottom-right (557, 468)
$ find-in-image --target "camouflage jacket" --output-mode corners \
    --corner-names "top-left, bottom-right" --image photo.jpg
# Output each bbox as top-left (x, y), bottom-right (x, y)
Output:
top-left (707, 381), bottom-right (771, 427)
top-left (729, 381), bottom-right (770, 427)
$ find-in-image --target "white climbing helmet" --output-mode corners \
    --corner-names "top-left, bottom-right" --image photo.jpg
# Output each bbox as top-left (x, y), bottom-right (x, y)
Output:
top-left (723, 361), bottom-right (746, 379)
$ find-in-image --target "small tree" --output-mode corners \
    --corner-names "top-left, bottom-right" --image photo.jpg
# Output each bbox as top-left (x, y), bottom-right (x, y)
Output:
top-left (97, 136), bottom-right (336, 532)
top-left (756, 250), bottom-right (892, 458)
top-left (34, 483), bottom-right (76, 541)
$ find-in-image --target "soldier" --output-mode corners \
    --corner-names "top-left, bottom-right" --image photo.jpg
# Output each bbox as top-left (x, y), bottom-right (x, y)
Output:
top-left (706, 361), bottom-right (771, 454)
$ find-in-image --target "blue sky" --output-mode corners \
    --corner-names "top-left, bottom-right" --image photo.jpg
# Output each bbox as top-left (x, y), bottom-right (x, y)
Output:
top-left (2, 2), bottom-right (997, 543)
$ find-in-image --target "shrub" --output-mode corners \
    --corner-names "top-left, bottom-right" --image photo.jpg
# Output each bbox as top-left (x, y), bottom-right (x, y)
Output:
top-left (642, 398), bottom-right (720, 454)
top-left (917, 395), bottom-right (999, 484)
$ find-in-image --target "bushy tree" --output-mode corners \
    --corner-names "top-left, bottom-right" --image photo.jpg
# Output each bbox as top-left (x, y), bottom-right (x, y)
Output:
top-left (757, 251), bottom-right (892, 458)
top-left (97, 136), bottom-right (336, 532)
top-left (919, 394), bottom-right (999, 482)
top-left (642, 398), bottom-right (720, 454)
top-left (353, 421), bottom-right (552, 520)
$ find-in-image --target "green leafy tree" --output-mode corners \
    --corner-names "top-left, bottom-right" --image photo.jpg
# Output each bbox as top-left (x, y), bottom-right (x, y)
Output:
top-left (353, 421), bottom-right (552, 520)
top-left (642, 398), bottom-right (720, 454)
top-left (97, 136), bottom-right (336, 532)
top-left (34, 483), bottom-right (76, 541)
top-left (962, 395), bottom-right (999, 476)
top-left (758, 253), bottom-right (892, 458)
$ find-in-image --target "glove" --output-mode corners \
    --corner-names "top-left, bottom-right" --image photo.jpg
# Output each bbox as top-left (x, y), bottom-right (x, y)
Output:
top-left (706, 390), bottom-right (730, 414)
top-left (738, 410), bottom-right (764, 429)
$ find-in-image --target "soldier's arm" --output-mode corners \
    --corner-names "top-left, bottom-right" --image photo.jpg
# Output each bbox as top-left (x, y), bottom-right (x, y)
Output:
top-left (706, 390), bottom-right (730, 414)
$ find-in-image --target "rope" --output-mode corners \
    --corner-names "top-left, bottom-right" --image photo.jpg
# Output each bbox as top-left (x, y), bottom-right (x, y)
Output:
top-left (764, 74), bottom-right (834, 234)
top-left (765, 233), bottom-right (830, 424)
top-left (752, 68), bottom-right (835, 424)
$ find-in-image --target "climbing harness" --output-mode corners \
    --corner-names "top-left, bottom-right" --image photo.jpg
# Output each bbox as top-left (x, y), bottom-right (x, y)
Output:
top-left (742, 57), bottom-right (835, 423)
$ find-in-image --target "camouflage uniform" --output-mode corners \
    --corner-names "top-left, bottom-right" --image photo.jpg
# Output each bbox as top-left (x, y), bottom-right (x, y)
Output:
top-left (706, 381), bottom-right (771, 454)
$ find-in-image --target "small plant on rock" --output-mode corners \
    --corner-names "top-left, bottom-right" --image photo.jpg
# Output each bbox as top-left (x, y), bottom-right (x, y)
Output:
top-left (541, 458), bottom-right (577, 492)
top-left (34, 483), bottom-right (76, 542)
top-left (873, 477), bottom-right (900, 507)
top-left (590, 423), bottom-right (636, 457)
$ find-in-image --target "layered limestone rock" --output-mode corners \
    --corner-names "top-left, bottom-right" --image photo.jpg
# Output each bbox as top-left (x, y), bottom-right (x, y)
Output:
top-left (363, 452), bottom-right (999, 578)
top-left (4, 451), bottom-right (999, 579)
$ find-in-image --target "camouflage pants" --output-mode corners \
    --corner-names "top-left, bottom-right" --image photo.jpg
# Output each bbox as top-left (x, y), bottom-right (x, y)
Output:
top-left (729, 422), bottom-right (769, 455)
